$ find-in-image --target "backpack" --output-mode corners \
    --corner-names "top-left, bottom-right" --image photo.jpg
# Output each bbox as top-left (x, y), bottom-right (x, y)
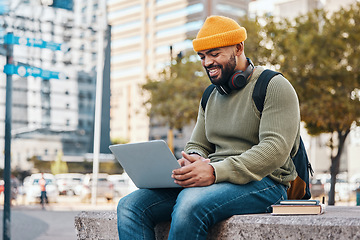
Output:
top-left (201, 69), bottom-right (314, 200)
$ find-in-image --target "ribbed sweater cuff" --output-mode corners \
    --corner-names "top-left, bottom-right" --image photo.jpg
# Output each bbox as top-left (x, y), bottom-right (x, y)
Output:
top-left (209, 161), bottom-right (231, 183)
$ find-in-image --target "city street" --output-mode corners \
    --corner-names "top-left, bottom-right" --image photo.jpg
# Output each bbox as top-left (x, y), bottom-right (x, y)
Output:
top-left (0, 195), bottom-right (119, 240)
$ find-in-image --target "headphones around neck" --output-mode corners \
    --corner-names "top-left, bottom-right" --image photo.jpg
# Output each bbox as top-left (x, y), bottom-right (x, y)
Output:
top-left (215, 58), bottom-right (255, 95)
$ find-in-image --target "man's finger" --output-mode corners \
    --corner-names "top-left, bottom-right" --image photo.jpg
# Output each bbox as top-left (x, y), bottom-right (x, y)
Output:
top-left (202, 159), bottom-right (210, 163)
top-left (174, 177), bottom-right (196, 187)
top-left (181, 151), bottom-right (199, 163)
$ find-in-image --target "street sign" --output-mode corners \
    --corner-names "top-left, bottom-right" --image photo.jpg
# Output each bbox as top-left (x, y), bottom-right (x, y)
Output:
top-left (3, 64), bottom-right (66, 80)
top-left (4, 33), bottom-right (69, 52)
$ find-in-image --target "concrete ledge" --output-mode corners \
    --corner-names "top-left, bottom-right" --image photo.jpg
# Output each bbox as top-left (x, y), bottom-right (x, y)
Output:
top-left (75, 206), bottom-right (360, 240)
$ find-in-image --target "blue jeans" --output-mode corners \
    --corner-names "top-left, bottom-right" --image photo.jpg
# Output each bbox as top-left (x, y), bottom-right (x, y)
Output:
top-left (117, 176), bottom-right (287, 240)
top-left (40, 191), bottom-right (48, 204)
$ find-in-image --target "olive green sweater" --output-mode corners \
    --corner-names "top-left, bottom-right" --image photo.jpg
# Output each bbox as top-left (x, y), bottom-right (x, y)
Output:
top-left (185, 67), bottom-right (299, 187)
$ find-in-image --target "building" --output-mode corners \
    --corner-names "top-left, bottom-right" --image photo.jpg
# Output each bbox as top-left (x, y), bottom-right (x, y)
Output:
top-left (274, 0), bottom-right (322, 19)
top-left (0, 0), bottom-right (111, 171)
top-left (249, 0), bottom-right (359, 19)
top-left (107, 0), bottom-right (252, 147)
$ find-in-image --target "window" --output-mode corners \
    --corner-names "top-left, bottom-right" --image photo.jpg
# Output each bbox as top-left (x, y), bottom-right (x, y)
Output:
top-left (216, 4), bottom-right (246, 17)
top-left (156, 3), bottom-right (203, 22)
top-left (156, 20), bottom-right (202, 38)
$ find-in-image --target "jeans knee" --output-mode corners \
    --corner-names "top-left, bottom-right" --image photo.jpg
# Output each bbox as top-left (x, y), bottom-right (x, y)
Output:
top-left (169, 199), bottom-right (210, 239)
top-left (117, 197), bottom-right (126, 215)
top-left (172, 196), bottom-right (209, 226)
top-left (117, 194), bottom-right (137, 223)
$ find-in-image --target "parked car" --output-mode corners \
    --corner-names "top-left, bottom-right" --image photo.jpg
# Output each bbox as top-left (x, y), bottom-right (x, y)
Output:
top-left (0, 177), bottom-right (21, 203)
top-left (107, 173), bottom-right (137, 197)
top-left (24, 173), bottom-right (59, 204)
top-left (79, 173), bottom-right (114, 202)
top-left (55, 173), bottom-right (84, 195)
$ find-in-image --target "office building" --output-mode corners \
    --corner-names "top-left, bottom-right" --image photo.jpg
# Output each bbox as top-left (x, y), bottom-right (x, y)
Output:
top-left (107, 0), bottom-right (251, 145)
top-left (0, 0), bottom-right (111, 170)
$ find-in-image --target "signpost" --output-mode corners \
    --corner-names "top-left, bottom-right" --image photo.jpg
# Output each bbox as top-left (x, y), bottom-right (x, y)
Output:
top-left (4, 33), bottom-right (69, 52)
top-left (3, 32), bottom-right (13, 240)
top-left (2, 32), bottom-right (66, 240)
top-left (4, 64), bottom-right (64, 79)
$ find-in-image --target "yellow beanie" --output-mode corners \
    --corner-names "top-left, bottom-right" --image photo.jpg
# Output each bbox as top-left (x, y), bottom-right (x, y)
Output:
top-left (193, 16), bottom-right (247, 52)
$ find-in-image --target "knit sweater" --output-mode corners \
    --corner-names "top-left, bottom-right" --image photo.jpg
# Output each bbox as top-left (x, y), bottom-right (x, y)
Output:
top-left (184, 67), bottom-right (299, 187)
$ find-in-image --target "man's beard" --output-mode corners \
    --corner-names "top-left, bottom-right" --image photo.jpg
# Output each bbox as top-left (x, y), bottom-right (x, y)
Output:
top-left (206, 54), bottom-right (237, 86)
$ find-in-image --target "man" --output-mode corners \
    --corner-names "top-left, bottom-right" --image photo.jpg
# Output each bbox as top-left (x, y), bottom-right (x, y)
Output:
top-left (39, 173), bottom-right (48, 209)
top-left (117, 16), bottom-right (299, 239)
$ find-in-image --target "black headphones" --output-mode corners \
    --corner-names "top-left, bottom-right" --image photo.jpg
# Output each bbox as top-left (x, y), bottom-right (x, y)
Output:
top-left (215, 58), bottom-right (255, 95)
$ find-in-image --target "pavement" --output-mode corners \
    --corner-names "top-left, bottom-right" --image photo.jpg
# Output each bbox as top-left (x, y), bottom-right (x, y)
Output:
top-left (2, 195), bottom-right (120, 212)
top-left (0, 195), bottom-right (120, 240)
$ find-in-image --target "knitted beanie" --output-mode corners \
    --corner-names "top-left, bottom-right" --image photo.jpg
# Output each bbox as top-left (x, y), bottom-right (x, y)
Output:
top-left (193, 16), bottom-right (247, 52)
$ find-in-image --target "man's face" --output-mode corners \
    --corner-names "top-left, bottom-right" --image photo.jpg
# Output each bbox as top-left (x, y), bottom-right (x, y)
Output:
top-left (197, 46), bottom-right (237, 86)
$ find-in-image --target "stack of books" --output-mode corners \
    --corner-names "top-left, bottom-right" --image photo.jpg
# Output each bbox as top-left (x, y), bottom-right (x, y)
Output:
top-left (271, 199), bottom-right (325, 215)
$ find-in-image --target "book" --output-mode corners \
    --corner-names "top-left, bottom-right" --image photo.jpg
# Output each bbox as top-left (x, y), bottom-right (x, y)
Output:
top-left (279, 199), bottom-right (320, 205)
top-left (271, 204), bottom-right (325, 215)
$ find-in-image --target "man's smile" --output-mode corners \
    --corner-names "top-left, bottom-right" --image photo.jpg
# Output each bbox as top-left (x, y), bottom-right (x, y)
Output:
top-left (206, 66), bottom-right (221, 78)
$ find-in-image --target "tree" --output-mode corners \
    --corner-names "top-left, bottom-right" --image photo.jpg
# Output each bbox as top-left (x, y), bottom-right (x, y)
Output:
top-left (142, 52), bottom-right (209, 151)
top-left (263, 3), bottom-right (360, 205)
top-left (238, 15), bottom-right (273, 66)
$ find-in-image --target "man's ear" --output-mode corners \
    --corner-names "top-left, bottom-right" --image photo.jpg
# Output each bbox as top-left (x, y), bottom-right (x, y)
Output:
top-left (235, 42), bottom-right (244, 56)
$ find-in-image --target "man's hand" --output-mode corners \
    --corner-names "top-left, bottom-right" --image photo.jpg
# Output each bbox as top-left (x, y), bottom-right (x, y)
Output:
top-left (172, 151), bottom-right (215, 187)
top-left (177, 152), bottom-right (206, 166)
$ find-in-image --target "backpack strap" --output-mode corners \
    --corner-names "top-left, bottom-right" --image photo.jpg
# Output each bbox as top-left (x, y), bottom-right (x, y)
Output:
top-left (252, 69), bottom-right (282, 114)
top-left (201, 69), bottom-right (281, 113)
top-left (201, 84), bottom-right (216, 111)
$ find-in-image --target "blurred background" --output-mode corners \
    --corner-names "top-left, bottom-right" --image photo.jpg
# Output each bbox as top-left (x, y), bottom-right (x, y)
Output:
top-left (0, 0), bottom-right (359, 210)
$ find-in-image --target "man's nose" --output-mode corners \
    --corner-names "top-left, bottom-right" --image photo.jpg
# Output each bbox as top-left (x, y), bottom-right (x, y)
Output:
top-left (204, 56), bottom-right (214, 67)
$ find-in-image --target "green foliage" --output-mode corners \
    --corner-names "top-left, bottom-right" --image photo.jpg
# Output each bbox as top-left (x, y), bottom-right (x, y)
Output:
top-left (142, 53), bottom-right (209, 130)
top-left (27, 154), bottom-right (123, 174)
top-left (29, 156), bottom-right (51, 173)
top-left (51, 151), bottom-right (69, 175)
top-left (262, 4), bottom-right (360, 135)
top-left (238, 15), bottom-right (273, 66)
top-left (111, 137), bottom-right (129, 144)
top-left (260, 3), bottom-right (360, 205)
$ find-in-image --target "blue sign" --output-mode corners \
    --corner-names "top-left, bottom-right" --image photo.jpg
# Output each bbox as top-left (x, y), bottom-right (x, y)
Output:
top-left (51, 0), bottom-right (73, 11)
top-left (4, 33), bottom-right (69, 52)
top-left (4, 64), bottom-right (65, 80)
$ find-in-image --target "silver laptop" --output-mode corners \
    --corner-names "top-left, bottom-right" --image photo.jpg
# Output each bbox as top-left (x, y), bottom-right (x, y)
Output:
top-left (109, 140), bottom-right (182, 188)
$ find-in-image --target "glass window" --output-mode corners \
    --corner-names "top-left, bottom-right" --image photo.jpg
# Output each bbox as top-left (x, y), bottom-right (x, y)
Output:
top-left (156, 20), bottom-right (202, 38)
top-left (112, 36), bottom-right (141, 48)
top-left (112, 51), bottom-right (141, 63)
top-left (112, 20), bottom-right (140, 33)
top-left (172, 39), bottom-right (193, 51)
top-left (156, 3), bottom-right (203, 22)
top-left (108, 0), bottom-right (127, 5)
top-left (108, 5), bottom-right (141, 20)
top-left (111, 66), bottom-right (141, 78)
top-left (216, 4), bottom-right (246, 17)
top-left (155, 45), bottom-right (170, 55)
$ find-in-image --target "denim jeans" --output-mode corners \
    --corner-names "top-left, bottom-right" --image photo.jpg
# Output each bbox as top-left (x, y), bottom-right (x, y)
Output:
top-left (117, 176), bottom-right (287, 240)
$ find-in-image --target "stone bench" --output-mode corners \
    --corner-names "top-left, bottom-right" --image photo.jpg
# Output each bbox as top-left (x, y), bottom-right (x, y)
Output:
top-left (74, 206), bottom-right (360, 240)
